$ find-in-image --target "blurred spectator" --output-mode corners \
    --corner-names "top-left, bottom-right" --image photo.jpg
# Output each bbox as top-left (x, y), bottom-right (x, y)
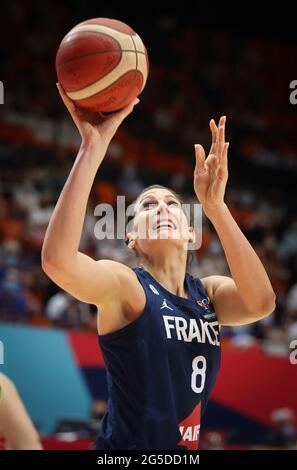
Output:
top-left (279, 219), bottom-right (297, 264)
top-left (262, 326), bottom-right (289, 356)
top-left (286, 283), bottom-right (297, 318)
top-left (53, 399), bottom-right (107, 441)
top-left (266, 408), bottom-right (297, 449)
top-left (88, 400), bottom-right (108, 438)
top-left (0, 268), bottom-right (27, 321)
top-left (45, 291), bottom-right (93, 328)
top-left (200, 431), bottom-right (226, 450)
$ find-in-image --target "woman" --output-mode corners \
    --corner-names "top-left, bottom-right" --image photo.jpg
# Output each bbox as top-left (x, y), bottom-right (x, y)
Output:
top-left (42, 85), bottom-right (275, 450)
top-left (0, 373), bottom-right (42, 450)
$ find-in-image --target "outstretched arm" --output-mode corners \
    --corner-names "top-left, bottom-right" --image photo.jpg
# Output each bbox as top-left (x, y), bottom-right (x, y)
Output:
top-left (41, 86), bottom-right (144, 316)
top-left (194, 117), bottom-right (275, 326)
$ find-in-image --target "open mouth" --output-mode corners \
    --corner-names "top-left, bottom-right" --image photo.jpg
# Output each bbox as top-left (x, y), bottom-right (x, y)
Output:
top-left (153, 220), bottom-right (177, 230)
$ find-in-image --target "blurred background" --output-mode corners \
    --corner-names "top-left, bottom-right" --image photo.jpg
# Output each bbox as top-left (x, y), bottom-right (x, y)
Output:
top-left (0, 1), bottom-right (297, 450)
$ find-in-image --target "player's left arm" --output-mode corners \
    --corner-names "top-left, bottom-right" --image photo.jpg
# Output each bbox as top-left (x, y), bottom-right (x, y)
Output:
top-left (202, 274), bottom-right (275, 326)
top-left (194, 117), bottom-right (275, 326)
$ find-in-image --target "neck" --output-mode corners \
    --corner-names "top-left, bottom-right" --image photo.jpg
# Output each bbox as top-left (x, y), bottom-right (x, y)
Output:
top-left (140, 250), bottom-right (188, 298)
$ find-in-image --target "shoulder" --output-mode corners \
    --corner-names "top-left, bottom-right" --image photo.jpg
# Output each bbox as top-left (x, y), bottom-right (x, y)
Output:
top-left (95, 260), bottom-right (148, 287)
top-left (96, 262), bottom-right (146, 335)
top-left (94, 260), bottom-right (145, 304)
top-left (95, 259), bottom-right (136, 277)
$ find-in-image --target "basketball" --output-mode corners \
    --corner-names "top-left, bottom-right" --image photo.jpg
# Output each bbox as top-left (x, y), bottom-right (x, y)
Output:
top-left (55, 18), bottom-right (149, 113)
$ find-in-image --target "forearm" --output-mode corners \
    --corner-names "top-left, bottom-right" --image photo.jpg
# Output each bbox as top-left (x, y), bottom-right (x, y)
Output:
top-left (42, 142), bottom-right (105, 268)
top-left (205, 203), bottom-right (275, 312)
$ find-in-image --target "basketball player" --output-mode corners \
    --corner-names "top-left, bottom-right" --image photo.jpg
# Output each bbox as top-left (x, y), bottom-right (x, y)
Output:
top-left (0, 373), bottom-right (42, 450)
top-left (41, 84), bottom-right (275, 450)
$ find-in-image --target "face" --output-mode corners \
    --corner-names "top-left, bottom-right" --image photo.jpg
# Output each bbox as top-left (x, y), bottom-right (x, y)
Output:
top-left (127, 188), bottom-right (195, 256)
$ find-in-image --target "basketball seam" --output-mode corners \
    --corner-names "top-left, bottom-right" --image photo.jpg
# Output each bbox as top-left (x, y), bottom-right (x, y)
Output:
top-left (71, 36), bottom-right (144, 103)
top-left (75, 69), bottom-right (140, 102)
top-left (62, 49), bottom-right (141, 93)
top-left (64, 30), bottom-right (122, 49)
top-left (57, 30), bottom-right (122, 79)
top-left (72, 22), bottom-right (137, 36)
top-left (57, 50), bottom-right (146, 68)
top-left (110, 33), bottom-right (140, 110)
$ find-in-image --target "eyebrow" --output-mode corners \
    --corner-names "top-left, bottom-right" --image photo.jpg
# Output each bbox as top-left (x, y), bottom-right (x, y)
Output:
top-left (138, 193), bottom-right (179, 206)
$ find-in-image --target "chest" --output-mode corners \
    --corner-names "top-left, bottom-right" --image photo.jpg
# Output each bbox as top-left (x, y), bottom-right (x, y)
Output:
top-left (148, 295), bottom-right (220, 349)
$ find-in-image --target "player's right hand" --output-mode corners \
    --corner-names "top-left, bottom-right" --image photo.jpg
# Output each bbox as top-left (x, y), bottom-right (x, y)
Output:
top-left (56, 82), bottom-right (139, 150)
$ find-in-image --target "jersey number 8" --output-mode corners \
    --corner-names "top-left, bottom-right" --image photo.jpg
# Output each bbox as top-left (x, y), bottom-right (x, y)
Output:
top-left (191, 355), bottom-right (207, 394)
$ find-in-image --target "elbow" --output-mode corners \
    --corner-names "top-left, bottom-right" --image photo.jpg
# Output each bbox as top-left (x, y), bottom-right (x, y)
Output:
top-left (251, 290), bottom-right (276, 320)
top-left (262, 290), bottom-right (276, 316)
top-left (41, 249), bottom-right (63, 275)
top-left (41, 250), bottom-right (55, 273)
top-left (41, 248), bottom-right (74, 278)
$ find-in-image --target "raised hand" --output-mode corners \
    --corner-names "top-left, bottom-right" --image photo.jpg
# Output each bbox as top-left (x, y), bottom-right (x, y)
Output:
top-left (57, 83), bottom-right (139, 149)
top-left (194, 116), bottom-right (229, 216)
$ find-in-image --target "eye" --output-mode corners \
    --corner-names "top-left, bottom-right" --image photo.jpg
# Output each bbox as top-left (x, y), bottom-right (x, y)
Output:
top-left (167, 199), bottom-right (179, 207)
top-left (142, 200), bottom-right (157, 210)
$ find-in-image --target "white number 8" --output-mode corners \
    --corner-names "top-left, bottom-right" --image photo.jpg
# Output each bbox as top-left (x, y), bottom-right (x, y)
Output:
top-left (191, 355), bottom-right (207, 393)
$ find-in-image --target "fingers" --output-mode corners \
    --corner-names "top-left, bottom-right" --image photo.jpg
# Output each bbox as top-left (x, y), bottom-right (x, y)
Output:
top-left (221, 142), bottom-right (229, 167)
top-left (219, 116), bottom-right (226, 166)
top-left (209, 119), bottom-right (218, 155)
top-left (209, 116), bottom-right (225, 153)
top-left (56, 82), bottom-right (77, 114)
top-left (99, 97), bottom-right (140, 138)
top-left (116, 97), bottom-right (140, 122)
top-left (217, 122), bottom-right (224, 160)
top-left (103, 97), bottom-right (140, 129)
top-left (194, 144), bottom-right (206, 172)
top-left (205, 153), bottom-right (217, 173)
top-left (209, 116), bottom-right (226, 161)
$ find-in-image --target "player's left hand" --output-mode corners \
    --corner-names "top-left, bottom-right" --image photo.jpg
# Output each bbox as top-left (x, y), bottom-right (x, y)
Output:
top-left (194, 116), bottom-right (229, 217)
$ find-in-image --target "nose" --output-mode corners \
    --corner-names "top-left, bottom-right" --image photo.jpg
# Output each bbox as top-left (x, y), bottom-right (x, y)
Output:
top-left (157, 200), bottom-right (170, 215)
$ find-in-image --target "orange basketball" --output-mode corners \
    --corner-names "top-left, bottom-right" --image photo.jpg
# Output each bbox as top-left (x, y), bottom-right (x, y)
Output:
top-left (55, 18), bottom-right (149, 113)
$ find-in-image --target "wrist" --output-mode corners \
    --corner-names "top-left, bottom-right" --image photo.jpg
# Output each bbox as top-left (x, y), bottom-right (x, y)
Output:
top-left (77, 140), bottom-right (107, 168)
top-left (80, 137), bottom-right (107, 155)
top-left (202, 202), bottom-right (229, 221)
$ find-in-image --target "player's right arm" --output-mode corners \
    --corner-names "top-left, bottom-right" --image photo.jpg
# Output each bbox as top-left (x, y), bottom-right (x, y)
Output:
top-left (41, 86), bottom-right (144, 322)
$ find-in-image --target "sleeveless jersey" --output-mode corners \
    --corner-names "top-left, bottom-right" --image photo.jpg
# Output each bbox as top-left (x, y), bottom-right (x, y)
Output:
top-left (95, 267), bottom-right (221, 450)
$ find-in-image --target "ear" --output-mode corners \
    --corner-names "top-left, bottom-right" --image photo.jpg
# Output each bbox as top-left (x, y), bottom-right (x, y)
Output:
top-left (188, 226), bottom-right (196, 243)
top-left (125, 232), bottom-right (136, 249)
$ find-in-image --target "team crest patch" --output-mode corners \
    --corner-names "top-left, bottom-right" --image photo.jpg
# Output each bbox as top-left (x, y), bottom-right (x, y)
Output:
top-left (197, 297), bottom-right (216, 320)
top-left (197, 297), bottom-right (211, 311)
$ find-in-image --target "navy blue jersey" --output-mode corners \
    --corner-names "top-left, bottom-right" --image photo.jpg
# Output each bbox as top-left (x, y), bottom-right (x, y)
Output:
top-left (95, 267), bottom-right (221, 450)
